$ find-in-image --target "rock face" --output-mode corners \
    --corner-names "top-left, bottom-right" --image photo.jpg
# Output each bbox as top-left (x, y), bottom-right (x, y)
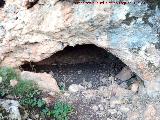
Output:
top-left (0, 0), bottom-right (160, 94)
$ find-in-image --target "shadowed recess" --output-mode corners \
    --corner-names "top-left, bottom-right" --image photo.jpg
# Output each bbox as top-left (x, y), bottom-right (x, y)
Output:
top-left (0, 0), bottom-right (5, 8)
top-left (20, 44), bottom-right (131, 90)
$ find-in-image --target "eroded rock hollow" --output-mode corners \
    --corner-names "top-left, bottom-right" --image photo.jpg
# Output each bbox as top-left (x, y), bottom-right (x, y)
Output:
top-left (20, 44), bottom-right (131, 90)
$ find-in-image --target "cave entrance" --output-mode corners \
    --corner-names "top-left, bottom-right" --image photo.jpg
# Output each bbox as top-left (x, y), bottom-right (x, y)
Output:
top-left (20, 44), bottom-right (135, 90)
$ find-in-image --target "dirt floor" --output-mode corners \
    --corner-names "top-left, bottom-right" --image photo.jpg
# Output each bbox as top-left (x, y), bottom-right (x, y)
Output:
top-left (59, 84), bottom-right (160, 120)
top-left (26, 61), bottom-right (125, 90)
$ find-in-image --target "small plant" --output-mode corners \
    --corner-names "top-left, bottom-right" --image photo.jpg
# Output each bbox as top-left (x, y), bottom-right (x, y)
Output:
top-left (59, 84), bottom-right (65, 91)
top-left (12, 79), bottom-right (44, 109)
top-left (0, 67), bottom-right (18, 98)
top-left (49, 101), bottom-right (74, 120)
top-left (59, 82), bottom-right (66, 92)
top-left (0, 67), bottom-right (18, 82)
top-left (19, 97), bottom-right (46, 108)
top-left (12, 80), bottom-right (39, 97)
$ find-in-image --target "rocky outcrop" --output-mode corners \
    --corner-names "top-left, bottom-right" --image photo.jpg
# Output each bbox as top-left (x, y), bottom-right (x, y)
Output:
top-left (0, 0), bottom-right (160, 95)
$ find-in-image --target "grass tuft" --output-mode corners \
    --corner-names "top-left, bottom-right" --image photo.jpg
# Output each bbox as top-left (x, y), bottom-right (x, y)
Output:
top-left (0, 67), bottom-right (18, 82)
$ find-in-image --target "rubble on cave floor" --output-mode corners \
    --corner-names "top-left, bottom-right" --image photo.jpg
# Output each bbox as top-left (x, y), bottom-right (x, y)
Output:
top-left (59, 84), bottom-right (160, 120)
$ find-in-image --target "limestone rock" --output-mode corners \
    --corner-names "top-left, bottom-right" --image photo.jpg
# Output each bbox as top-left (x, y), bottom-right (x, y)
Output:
top-left (108, 84), bottom-right (133, 97)
top-left (0, 99), bottom-right (21, 120)
top-left (110, 97), bottom-right (122, 108)
top-left (0, 77), bottom-right (2, 84)
top-left (128, 112), bottom-right (140, 120)
top-left (92, 105), bottom-right (99, 112)
top-left (108, 109), bottom-right (117, 115)
top-left (20, 71), bottom-right (60, 92)
top-left (68, 84), bottom-right (85, 92)
top-left (115, 66), bottom-right (133, 81)
top-left (119, 105), bottom-right (130, 113)
top-left (10, 79), bottom-right (18, 87)
top-left (144, 104), bottom-right (157, 120)
top-left (130, 82), bottom-right (139, 93)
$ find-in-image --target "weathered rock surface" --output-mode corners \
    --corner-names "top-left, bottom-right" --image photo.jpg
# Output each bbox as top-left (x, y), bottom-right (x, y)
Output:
top-left (0, 99), bottom-right (21, 120)
top-left (115, 66), bottom-right (133, 81)
top-left (0, 0), bottom-right (160, 94)
top-left (144, 104), bottom-right (158, 120)
top-left (20, 71), bottom-right (60, 92)
top-left (59, 84), bottom-right (160, 120)
top-left (130, 81), bottom-right (139, 93)
top-left (68, 84), bottom-right (85, 92)
top-left (10, 79), bottom-right (18, 87)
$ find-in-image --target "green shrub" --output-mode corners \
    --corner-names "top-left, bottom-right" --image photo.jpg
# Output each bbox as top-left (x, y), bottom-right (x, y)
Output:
top-left (49, 101), bottom-right (74, 120)
top-left (0, 67), bottom-right (18, 98)
top-left (0, 67), bottom-right (18, 82)
top-left (12, 80), bottom-right (39, 97)
top-left (12, 80), bottom-right (44, 108)
top-left (19, 96), bottom-right (46, 108)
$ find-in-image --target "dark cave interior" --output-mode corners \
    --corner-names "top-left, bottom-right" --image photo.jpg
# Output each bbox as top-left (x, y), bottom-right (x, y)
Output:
top-left (20, 44), bottom-right (133, 90)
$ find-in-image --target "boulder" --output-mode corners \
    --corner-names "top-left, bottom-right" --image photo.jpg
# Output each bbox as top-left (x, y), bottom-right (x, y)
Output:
top-left (20, 71), bottom-right (60, 92)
